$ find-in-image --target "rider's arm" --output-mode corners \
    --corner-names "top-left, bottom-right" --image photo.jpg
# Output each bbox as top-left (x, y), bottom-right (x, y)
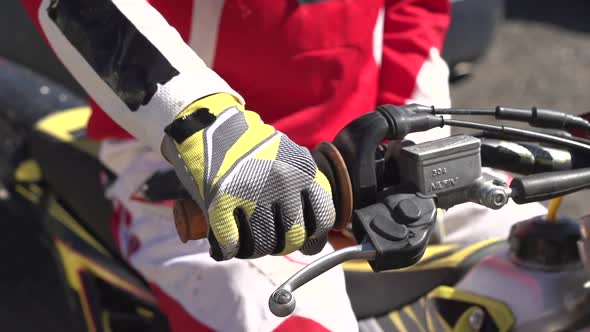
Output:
top-left (21, 1), bottom-right (335, 262)
top-left (20, 0), bottom-right (242, 152)
top-left (378, 0), bottom-right (451, 108)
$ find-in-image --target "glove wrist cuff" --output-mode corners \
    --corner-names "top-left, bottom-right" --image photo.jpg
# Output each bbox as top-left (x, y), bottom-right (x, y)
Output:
top-left (164, 93), bottom-right (244, 144)
top-left (178, 93), bottom-right (243, 119)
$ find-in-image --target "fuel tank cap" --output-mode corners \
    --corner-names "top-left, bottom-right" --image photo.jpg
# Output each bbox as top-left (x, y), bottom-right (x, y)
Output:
top-left (509, 217), bottom-right (581, 270)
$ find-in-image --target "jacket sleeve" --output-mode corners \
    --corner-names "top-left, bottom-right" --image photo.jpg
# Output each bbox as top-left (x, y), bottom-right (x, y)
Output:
top-left (20, 0), bottom-right (242, 152)
top-left (378, 0), bottom-right (451, 108)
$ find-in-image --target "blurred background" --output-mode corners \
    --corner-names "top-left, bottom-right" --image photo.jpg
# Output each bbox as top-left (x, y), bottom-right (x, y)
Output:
top-left (448, 0), bottom-right (590, 218)
top-left (1, 0), bottom-right (589, 218)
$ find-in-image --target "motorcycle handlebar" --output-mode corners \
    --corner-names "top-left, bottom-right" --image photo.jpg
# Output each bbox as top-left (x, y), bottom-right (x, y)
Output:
top-left (159, 104), bottom-right (590, 244)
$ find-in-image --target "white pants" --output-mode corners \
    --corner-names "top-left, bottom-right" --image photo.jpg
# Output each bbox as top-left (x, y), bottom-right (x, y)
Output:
top-left (100, 139), bottom-right (546, 332)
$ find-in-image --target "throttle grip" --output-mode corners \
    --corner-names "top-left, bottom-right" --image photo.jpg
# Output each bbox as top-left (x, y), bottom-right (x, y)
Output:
top-left (173, 198), bottom-right (208, 243)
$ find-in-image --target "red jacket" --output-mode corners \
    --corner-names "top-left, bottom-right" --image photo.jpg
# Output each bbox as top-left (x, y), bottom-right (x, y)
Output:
top-left (21, 2), bottom-right (451, 331)
top-left (22, 0), bottom-right (450, 149)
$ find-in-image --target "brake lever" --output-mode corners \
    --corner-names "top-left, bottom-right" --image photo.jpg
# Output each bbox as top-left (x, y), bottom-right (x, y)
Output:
top-left (269, 240), bottom-right (377, 317)
top-left (269, 192), bottom-right (438, 317)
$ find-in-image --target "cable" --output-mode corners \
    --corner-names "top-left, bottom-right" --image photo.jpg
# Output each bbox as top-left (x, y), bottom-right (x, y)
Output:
top-left (442, 118), bottom-right (590, 154)
top-left (427, 106), bottom-right (590, 131)
top-left (429, 108), bottom-right (495, 116)
top-left (472, 130), bottom-right (590, 146)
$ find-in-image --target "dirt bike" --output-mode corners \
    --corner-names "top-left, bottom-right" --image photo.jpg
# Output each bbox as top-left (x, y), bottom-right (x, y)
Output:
top-left (2, 57), bottom-right (590, 332)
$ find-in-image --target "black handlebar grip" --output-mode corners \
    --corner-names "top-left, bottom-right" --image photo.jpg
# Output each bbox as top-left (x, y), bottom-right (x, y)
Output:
top-left (510, 167), bottom-right (590, 204)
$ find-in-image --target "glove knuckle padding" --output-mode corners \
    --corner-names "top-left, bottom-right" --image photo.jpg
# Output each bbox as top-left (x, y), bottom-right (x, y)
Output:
top-left (167, 94), bottom-right (335, 260)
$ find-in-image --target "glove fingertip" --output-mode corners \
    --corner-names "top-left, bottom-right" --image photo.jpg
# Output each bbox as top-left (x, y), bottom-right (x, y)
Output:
top-left (207, 231), bottom-right (225, 261)
top-left (314, 169), bottom-right (333, 196)
top-left (300, 234), bottom-right (329, 256)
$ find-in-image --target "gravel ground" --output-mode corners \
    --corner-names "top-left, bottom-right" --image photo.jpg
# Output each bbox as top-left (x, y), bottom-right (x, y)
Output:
top-left (451, 0), bottom-right (590, 219)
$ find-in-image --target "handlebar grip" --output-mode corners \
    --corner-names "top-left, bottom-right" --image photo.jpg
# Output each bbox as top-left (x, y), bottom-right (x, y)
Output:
top-left (173, 198), bottom-right (208, 242)
top-left (510, 167), bottom-right (590, 204)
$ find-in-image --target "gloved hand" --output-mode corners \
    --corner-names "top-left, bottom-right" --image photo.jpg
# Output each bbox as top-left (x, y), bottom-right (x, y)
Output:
top-left (162, 93), bottom-right (335, 260)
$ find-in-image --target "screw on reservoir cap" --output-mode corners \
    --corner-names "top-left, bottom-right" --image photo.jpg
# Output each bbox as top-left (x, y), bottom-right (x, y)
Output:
top-left (509, 217), bottom-right (581, 269)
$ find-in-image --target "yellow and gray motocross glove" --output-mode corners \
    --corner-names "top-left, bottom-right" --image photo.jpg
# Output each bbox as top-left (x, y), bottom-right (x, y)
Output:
top-left (161, 93), bottom-right (335, 261)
